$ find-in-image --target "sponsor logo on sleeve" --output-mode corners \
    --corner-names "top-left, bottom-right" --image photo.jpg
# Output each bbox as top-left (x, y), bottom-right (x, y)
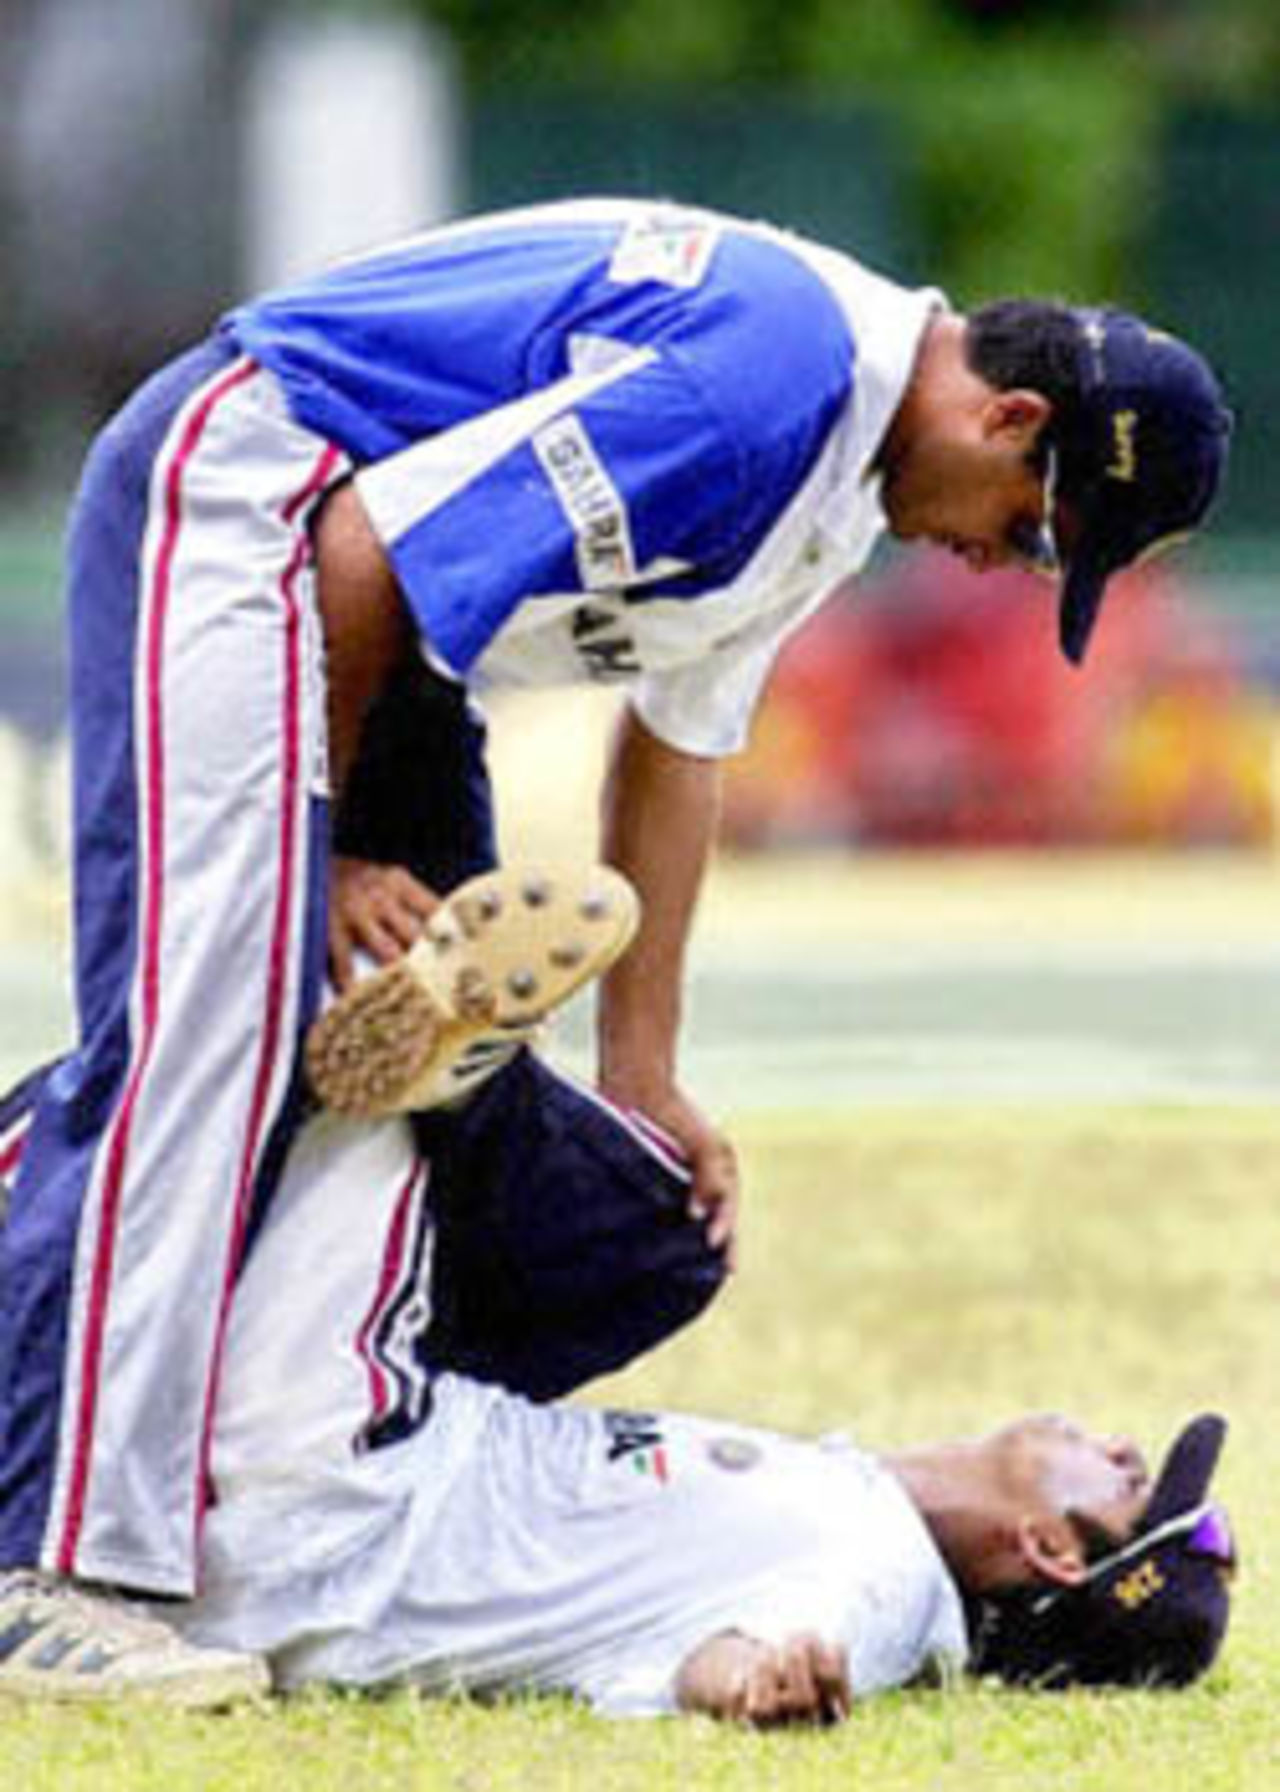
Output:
top-left (603, 1410), bottom-right (672, 1484)
top-left (570, 602), bottom-right (641, 680)
top-left (609, 212), bottom-right (720, 288)
top-left (533, 412), bottom-right (637, 590)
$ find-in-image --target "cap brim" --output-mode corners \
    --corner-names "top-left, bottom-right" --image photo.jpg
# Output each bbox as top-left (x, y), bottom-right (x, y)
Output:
top-left (1142, 1414), bottom-right (1227, 1529)
top-left (1057, 536), bottom-right (1117, 666)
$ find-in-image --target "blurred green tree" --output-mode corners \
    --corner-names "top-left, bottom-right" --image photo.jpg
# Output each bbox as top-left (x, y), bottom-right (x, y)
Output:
top-left (389, 0), bottom-right (1279, 300)
top-left (788, 1), bottom-right (1156, 300)
top-left (1127, 0), bottom-right (1280, 102)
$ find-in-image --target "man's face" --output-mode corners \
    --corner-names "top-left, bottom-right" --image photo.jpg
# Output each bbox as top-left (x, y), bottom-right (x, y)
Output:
top-left (879, 390), bottom-right (1059, 578)
top-left (997, 1412), bottom-right (1152, 1564)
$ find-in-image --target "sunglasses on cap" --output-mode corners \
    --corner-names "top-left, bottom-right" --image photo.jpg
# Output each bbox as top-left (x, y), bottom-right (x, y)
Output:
top-left (1007, 445), bottom-right (1062, 579)
top-left (1076, 1501), bottom-right (1238, 1589)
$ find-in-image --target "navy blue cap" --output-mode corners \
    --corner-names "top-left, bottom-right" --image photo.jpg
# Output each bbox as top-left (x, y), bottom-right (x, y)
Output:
top-left (970, 1413), bottom-right (1236, 1689)
top-left (1054, 310), bottom-right (1232, 665)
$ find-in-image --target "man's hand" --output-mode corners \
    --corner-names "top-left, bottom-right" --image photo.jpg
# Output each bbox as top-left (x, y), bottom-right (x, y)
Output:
top-left (676, 1630), bottom-right (852, 1727)
top-left (328, 855), bottom-right (438, 990)
top-left (602, 1077), bottom-right (740, 1264)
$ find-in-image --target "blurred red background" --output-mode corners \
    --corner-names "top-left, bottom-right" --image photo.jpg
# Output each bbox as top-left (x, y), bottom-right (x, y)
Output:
top-left (722, 553), bottom-right (1275, 851)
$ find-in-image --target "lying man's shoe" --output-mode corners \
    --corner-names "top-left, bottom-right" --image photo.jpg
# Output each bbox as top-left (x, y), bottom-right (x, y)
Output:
top-left (306, 863), bottom-right (640, 1117)
top-left (0, 1570), bottom-right (269, 1708)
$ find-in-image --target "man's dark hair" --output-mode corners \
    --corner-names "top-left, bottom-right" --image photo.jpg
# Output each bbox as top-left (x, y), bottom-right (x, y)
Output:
top-left (965, 1566), bottom-right (1224, 1691)
top-left (964, 299), bottom-right (1087, 467)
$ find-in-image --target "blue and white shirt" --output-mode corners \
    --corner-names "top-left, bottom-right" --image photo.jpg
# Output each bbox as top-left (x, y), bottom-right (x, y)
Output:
top-left (227, 200), bottom-right (942, 755)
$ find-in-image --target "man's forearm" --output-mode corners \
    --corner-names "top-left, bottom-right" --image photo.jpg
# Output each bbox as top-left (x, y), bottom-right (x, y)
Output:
top-left (313, 481), bottom-right (413, 803)
top-left (597, 704), bottom-right (722, 1099)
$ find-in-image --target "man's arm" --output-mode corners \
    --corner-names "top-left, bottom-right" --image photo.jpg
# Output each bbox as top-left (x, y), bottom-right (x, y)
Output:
top-left (313, 481), bottom-right (437, 985)
top-left (313, 481), bottom-right (415, 799)
top-left (597, 702), bottom-right (739, 1254)
top-left (675, 1631), bottom-right (852, 1726)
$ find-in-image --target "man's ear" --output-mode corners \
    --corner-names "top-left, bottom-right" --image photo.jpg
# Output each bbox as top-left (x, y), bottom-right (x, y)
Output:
top-left (1014, 1514), bottom-right (1088, 1588)
top-left (982, 388), bottom-right (1053, 447)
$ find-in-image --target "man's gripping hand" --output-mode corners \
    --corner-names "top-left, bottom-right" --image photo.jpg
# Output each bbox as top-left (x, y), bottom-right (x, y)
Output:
top-left (328, 856), bottom-right (438, 990)
top-left (601, 1079), bottom-right (740, 1265)
top-left (676, 1630), bottom-right (852, 1727)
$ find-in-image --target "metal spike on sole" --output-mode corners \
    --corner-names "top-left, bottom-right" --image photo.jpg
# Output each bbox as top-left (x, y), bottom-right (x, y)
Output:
top-left (452, 965), bottom-right (498, 1022)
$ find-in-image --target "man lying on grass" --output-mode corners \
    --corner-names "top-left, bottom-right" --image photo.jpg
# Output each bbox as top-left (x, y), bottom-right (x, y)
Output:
top-left (0, 1048), bottom-right (1237, 1718)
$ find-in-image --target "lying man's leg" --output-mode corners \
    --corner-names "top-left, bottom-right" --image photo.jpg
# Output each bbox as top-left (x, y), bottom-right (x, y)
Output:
top-left (419, 1049), bottom-right (726, 1401)
top-left (208, 1045), bottom-right (726, 1475)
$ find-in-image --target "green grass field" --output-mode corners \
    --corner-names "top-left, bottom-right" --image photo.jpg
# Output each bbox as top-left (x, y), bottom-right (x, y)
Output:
top-left (3, 1101), bottom-right (1278, 1791)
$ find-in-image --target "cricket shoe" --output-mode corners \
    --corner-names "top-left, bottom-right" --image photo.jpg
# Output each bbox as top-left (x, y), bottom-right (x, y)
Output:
top-left (0, 1570), bottom-right (269, 1708)
top-left (306, 863), bottom-right (640, 1117)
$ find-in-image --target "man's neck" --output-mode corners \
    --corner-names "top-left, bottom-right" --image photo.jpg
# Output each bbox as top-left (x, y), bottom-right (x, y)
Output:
top-left (884, 1439), bottom-right (1006, 1588)
top-left (872, 306), bottom-right (964, 479)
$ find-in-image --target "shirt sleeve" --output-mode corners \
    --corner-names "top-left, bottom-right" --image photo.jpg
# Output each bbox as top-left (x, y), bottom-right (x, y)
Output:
top-left (631, 637), bottom-right (781, 759)
top-left (354, 347), bottom-right (747, 677)
top-left (581, 1654), bottom-right (684, 1719)
top-left (632, 567), bottom-right (840, 758)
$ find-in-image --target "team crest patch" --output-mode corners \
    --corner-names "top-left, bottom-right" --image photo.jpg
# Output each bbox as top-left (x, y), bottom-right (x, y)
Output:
top-left (533, 412), bottom-right (636, 590)
top-left (707, 1436), bottom-right (762, 1474)
top-left (609, 212), bottom-right (720, 288)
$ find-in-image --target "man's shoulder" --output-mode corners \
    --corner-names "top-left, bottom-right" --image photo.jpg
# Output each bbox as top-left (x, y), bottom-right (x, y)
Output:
top-left (682, 224), bottom-right (856, 363)
top-left (661, 219), bottom-right (931, 460)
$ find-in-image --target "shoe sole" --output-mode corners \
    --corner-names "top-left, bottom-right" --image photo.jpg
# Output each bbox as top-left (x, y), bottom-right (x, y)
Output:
top-left (0, 1657), bottom-right (270, 1709)
top-left (306, 864), bottom-right (640, 1117)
